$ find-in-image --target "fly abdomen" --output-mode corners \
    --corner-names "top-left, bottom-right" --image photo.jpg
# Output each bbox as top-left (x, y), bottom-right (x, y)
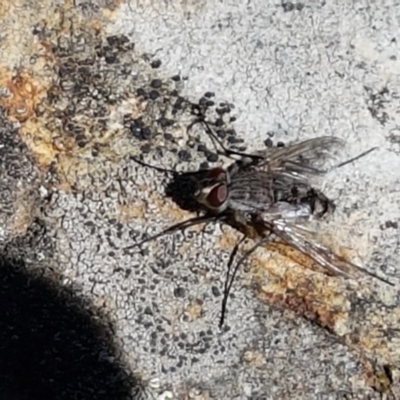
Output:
top-left (303, 188), bottom-right (335, 218)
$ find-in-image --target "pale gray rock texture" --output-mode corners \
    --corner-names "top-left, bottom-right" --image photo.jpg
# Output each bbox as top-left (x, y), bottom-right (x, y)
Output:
top-left (1, 1), bottom-right (400, 399)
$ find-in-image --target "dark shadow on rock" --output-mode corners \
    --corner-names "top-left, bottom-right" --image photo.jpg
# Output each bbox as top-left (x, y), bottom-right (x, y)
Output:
top-left (164, 170), bottom-right (209, 212)
top-left (130, 155), bottom-right (210, 213)
top-left (0, 256), bottom-right (139, 400)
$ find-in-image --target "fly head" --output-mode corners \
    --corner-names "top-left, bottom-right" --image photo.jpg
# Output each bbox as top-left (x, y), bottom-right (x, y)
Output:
top-left (194, 167), bottom-right (230, 213)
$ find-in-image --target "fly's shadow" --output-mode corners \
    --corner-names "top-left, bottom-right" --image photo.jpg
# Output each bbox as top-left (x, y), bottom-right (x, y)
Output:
top-left (165, 169), bottom-right (209, 213)
top-left (129, 155), bottom-right (210, 213)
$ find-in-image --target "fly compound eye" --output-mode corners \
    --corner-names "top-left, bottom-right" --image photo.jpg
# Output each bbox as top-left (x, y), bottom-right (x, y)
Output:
top-left (206, 183), bottom-right (228, 209)
top-left (207, 167), bottom-right (227, 182)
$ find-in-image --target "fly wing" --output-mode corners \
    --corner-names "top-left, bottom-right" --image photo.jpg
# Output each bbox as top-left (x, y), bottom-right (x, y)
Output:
top-left (254, 136), bottom-right (345, 180)
top-left (269, 219), bottom-right (392, 285)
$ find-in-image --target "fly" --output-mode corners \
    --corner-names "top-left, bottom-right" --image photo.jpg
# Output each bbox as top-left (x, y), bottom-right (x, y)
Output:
top-left (126, 117), bottom-right (393, 327)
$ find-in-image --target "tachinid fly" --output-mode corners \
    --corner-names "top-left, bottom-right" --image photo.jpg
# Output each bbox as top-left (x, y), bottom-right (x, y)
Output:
top-left (126, 122), bottom-right (393, 327)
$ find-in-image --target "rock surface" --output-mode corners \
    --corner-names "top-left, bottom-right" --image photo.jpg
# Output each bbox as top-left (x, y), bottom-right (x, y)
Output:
top-left (1, 1), bottom-right (400, 399)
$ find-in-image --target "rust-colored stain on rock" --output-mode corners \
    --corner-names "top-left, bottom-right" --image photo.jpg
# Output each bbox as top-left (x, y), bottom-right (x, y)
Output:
top-left (0, 69), bottom-right (46, 122)
top-left (252, 233), bottom-right (400, 388)
top-left (216, 214), bottom-right (400, 389)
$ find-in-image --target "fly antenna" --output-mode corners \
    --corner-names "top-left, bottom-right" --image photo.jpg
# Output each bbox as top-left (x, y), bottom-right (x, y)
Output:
top-left (130, 155), bottom-right (177, 175)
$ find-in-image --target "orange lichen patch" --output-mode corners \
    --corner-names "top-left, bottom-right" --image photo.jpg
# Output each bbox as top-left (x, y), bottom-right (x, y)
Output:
top-left (116, 184), bottom-right (204, 240)
top-left (178, 241), bottom-right (200, 257)
top-left (242, 350), bottom-right (266, 369)
top-left (0, 0), bottom-right (146, 182)
top-left (0, 69), bottom-right (48, 122)
top-left (186, 302), bottom-right (203, 321)
top-left (101, 0), bottom-right (126, 16)
top-left (242, 228), bottom-right (400, 371)
top-left (0, 2), bottom-right (11, 18)
top-left (217, 228), bottom-right (240, 251)
top-left (21, 118), bottom-right (70, 168)
top-left (148, 190), bottom-right (195, 222)
top-left (115, 200), bottom-right (147, 222)
top-left (11, 200), bottom-right (35, 236)
top-left (7, 188), bottom-right (38, 237)
top-left (257, 267), bottom-right (350, 334)
top-left (229, 234), bottom-right (351, 332)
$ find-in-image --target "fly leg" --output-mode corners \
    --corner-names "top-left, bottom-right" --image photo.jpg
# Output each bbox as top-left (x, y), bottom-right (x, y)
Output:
top-left (188, 104), bottom-right (264, 164)
top-left (124, 214), bottom-right (224, 252)
top-left (220, 234), bottom-right (246, 328)
top-left (219, 212), bottom-right (275, 328)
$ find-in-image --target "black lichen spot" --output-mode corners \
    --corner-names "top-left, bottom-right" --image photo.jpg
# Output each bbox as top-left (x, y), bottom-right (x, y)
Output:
top-left (171, 75), bottom-right (181, 82)
top-left (364, 86), bottom-right (390, 126)
top-left (76, 134), bottom-right (88, 148)
top-left (230, 116), bottom-right (237, 122)
top-left (140, 127), bottom-right (152, 140)
top-left (264, 138), bottom-right (273, 147)
top-left (199, 97), bottom-right (208, 107)
top-left (178, 150), bottom-right (191, 161)
top-left (104, 52), bottom-right (117, 64)
top-left (206, 152), bottom-right (219, 163)
top-left (227, 136), bottom-right (244, 144)
top-left (132, 118), bottom-right (144, 128)
top-left (144, 306), bottom-right (153, 315)
top-left (216, 108), bottom-right (226, 116)
top-left (106, 35), bottom-right (130, 49)
top-left (199, 161), bottom-right (209, 170)
top-left (384, 220), bottom-right (399, 229)
top-left (150, 59), bottom-right (162, 69)
top-left (197, 144), bottom-right (208, 153)
top-left (282, 2), bottom-right (295, 12)
top-left (211, 286), bottom-right (221, 297)
top-left (140, 143), bottom-right (152, 154)
top-left (173, 96), bottom-right (185, 110)
top-left (204, 91), bottom-right (215, 98)
top-left (215, 118), bottom-right (224, 127)
top-left (149, 90), bottom-right (160, 100)
top-left (164, 133), bottom-right (174, 142)
top-left (150, 79), bottom-right (162, 89)
top-left (129, 119), bottom-right (152, 141)
top-left (216, 130), bottom-right (226, 139)
top-left (136, 88), bottom-right (147, 98)
top-left (174, 287), bottom-right (186, 298)
top-left (277, 141), bottom-right (285, 147)
top-left (125, 269), bottom-right (132, 278)
top-left (157, 117), bottom-right (174, 128)
top-left (32, 24), bottom-right (42, 35)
